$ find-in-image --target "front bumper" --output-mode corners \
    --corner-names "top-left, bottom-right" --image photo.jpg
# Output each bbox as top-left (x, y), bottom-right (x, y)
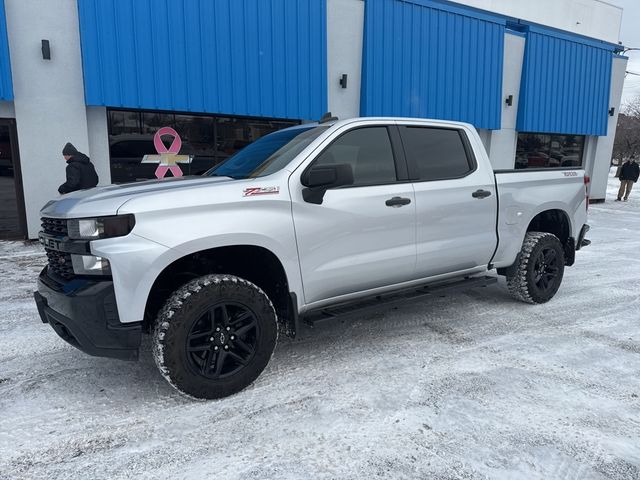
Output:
top-left (35, 268), bottom-right (142, 360)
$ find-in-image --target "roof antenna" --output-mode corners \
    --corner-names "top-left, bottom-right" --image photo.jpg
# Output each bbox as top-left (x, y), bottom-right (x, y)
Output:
top-left (319, 112), bottom-right (338, 123)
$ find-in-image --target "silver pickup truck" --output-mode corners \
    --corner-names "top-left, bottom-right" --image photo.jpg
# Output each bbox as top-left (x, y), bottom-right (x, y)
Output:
top-left (34, 117), bottom-right (590, 399)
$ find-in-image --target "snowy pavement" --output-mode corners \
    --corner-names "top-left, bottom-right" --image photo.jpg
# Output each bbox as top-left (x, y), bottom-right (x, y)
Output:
top-left (1, 169), bottom-right (639, 480)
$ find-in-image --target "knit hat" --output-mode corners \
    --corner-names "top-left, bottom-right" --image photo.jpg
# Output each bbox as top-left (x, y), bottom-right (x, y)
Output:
top-left (62, 142), bottom-right (79, 156)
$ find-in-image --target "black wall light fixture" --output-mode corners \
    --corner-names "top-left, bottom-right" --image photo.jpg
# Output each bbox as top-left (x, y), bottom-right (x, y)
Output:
top-left (505, 95), bottom-right (513, 106)
top-left (339, 74), bottom-right (348, 89)
top-left (609, 107), bottom-right (615, 117)
top-left (41, 40), bottom-right (51, 60)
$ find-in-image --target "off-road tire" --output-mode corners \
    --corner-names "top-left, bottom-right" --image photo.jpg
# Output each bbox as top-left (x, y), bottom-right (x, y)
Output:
top-left (152, 274), bottom-right (278, 400)
top-left (506, 232), bottom-right (565, 304)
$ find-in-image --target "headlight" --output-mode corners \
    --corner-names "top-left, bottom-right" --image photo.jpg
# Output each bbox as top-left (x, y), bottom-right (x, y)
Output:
top-left (71, 254), bottom-right (111, 275)
top-left (67, 215), bottom-right (135, 240)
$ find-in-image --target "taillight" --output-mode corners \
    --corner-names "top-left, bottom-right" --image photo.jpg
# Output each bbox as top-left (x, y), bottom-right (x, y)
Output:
top-left (584, 175), bottom-right (590, 211)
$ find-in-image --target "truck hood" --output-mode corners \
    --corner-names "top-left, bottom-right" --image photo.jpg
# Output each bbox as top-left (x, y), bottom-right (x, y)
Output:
top-left (40, 176), bottom-right (234, 218)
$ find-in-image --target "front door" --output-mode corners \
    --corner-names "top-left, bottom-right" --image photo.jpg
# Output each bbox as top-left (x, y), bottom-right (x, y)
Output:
top-left (291, 126), bottom-right (417, 305)
top-left (0, 119), bottom-right (27, 240)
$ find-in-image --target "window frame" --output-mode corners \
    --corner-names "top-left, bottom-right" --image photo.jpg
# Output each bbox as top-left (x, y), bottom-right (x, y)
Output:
top-left (397, 125), bottom-right (478, 183)
top-left (302, 125), bottom-right (411, 189)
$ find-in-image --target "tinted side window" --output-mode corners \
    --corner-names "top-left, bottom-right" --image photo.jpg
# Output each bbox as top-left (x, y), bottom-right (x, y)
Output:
top-left (314, 127), bottom-right (397, 186)
top-left (401, 127), bottom-right (472, 181)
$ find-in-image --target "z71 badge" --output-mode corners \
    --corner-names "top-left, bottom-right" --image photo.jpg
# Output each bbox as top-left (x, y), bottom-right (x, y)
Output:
top-left (243, 186), bottom-right (280, 197)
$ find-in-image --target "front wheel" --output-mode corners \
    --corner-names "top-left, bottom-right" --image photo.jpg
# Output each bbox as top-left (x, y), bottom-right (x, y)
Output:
top-left (152, 274), bottom-right (278, 399)
top-left (506, 232), bottom-right (565, 304)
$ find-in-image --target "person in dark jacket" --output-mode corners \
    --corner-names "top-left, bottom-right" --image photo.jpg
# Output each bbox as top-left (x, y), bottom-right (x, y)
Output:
top-left (617, 157), bottom-right (640, 202)
top-left (58, 143), bottom-right (99, 194)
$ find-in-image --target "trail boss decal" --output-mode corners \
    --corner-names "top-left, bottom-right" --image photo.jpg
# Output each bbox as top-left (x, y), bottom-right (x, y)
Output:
top-left (243, 187), bottom-right (280, 197)
top-left (563, 171), bottom-right (578, 176)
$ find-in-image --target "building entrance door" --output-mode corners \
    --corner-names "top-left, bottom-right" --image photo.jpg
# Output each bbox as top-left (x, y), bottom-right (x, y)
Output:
top-left (0, 119), bottom-right (27, 240)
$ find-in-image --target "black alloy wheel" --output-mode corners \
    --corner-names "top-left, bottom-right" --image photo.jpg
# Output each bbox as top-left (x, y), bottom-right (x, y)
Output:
top-left (153, 274), bottom-right (278, 399)
top-left (532, 247), bottom-right (561, 293)
top-left (506, 231), bottom-right (565, 304)
top-left (186, 302), bottom-right (259, 380)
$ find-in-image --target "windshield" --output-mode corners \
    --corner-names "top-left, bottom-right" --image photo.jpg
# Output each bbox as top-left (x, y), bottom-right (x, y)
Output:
top-left (205, 125), bottom-right (328, 179)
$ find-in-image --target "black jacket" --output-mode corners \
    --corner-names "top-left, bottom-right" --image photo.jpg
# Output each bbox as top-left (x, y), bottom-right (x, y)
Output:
top-left (620, 161), bottom-right (640, 183)
top-left (58, 153), bottom-right (99, 194)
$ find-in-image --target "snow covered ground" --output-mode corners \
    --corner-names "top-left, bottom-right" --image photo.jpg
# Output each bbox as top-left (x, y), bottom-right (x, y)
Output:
top-left (1, 169), bottom-right (639, 480)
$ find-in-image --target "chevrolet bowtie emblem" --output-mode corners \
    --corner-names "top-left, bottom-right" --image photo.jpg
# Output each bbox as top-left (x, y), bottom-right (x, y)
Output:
top-left (142, 126), bottom-right (193, 179)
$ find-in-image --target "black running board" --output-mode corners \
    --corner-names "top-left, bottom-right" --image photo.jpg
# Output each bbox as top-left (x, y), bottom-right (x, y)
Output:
top-left (302, 275), bottom-right (497, 327)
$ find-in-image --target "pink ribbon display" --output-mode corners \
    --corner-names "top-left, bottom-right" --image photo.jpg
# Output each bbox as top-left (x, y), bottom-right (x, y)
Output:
top-left (153, 127), bottom-right (184, 179)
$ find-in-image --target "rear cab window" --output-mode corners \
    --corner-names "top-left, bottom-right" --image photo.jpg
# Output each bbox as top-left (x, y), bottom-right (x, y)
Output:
top-left (399, 126), bottom-right (475, 181)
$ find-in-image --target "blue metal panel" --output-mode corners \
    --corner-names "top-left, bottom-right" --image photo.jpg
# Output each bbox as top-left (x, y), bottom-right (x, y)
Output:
top-left (76, 0), bottom-right (327, 120)
top-left (361, 0), bottom-right (505, 130)
top-left (517, 27), bottom-right (613, 136)
top-left (0, 0), bottom-right (13, 101)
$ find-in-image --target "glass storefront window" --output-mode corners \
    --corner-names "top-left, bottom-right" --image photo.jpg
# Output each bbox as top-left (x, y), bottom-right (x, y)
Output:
top-left (108, 109), bottom-right (299, 183)
top-left (141, 113), bottom-right (174, 135)
top-left (515, 133), bottom-right (585, 169)
top-left (109, 111), bottom-right (141, 136)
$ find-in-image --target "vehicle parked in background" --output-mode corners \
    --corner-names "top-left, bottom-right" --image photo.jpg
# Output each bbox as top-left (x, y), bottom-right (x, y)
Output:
top-left (35, 116), bottom-right (590, 399)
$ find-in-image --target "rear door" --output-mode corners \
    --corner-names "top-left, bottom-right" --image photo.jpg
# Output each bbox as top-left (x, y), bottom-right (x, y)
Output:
top-left (290, 125), bottom-right (417, 305)
top-left (397, 125), bottom-right (498, 278)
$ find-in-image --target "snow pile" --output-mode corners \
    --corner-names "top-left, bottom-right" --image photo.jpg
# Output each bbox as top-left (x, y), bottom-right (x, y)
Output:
top-left (0, 169), bottom-right (638, 479)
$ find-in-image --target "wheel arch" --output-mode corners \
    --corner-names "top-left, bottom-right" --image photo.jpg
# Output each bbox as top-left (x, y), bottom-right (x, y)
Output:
top-left (525, 208), bottom-right (575, 266)
top-left (526, 208), bottom-right (571, 243)
top-left (498, 207), bottom-right (574, 276)
top-left (143, 244), bottom-right (298, 337)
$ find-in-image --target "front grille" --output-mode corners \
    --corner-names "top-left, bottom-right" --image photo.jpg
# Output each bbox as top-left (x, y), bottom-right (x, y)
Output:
top-left (41, 217), bottom-right (68, 237)
top-left (41, 217), bottom-right (73, 280)
top-left (45, 249), bottom-right (74, 280)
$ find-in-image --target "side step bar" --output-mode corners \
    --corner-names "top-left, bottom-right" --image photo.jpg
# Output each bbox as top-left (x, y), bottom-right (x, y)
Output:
top-left (303, 275), bottom-right (497, 327)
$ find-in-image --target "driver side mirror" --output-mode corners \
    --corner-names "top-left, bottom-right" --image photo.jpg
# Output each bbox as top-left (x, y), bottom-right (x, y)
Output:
top-left (301, 163), bottom-right (354, 204)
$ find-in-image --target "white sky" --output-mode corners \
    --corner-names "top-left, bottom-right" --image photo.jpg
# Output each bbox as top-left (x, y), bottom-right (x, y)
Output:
top-left (608, 0), bottom-right (640, 107)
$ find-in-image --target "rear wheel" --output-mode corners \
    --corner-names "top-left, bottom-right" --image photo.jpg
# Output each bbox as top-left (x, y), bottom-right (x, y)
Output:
top-left (506, 232), bottom-right (565, 304)
top-left (153, 274), bottom-right (278, 399)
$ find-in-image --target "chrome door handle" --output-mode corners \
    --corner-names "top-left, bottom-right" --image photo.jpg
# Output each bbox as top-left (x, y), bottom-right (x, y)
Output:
top-left (385, 196), bottom-right (411, 207)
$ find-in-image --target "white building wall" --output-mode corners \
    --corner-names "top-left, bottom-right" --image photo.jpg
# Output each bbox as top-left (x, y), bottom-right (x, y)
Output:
top-left (489, 32), bottom-right (526, 170)
top-left (0, 100), bottom-right (14, 118)
top-left (589, 56), bottom-right (627, 201)
top-left (476, 129), bottom-right (492, 153)
top-left (582, 136), bottom-right (599, 189)
top-left (451, 0), bottom-right (622, 44)
top-left (326, 0), bottom-right (364, 120)
top-left (86, 107), bottom-right (111, 186)
top-left (4, 0), bottom-right (90, 238)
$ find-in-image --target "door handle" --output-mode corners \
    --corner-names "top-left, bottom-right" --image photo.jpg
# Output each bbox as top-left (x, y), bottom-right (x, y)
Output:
top-left (385, 196), bottom-right (412, 207)
top-left (472, 189), bottom-right (492, 199)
